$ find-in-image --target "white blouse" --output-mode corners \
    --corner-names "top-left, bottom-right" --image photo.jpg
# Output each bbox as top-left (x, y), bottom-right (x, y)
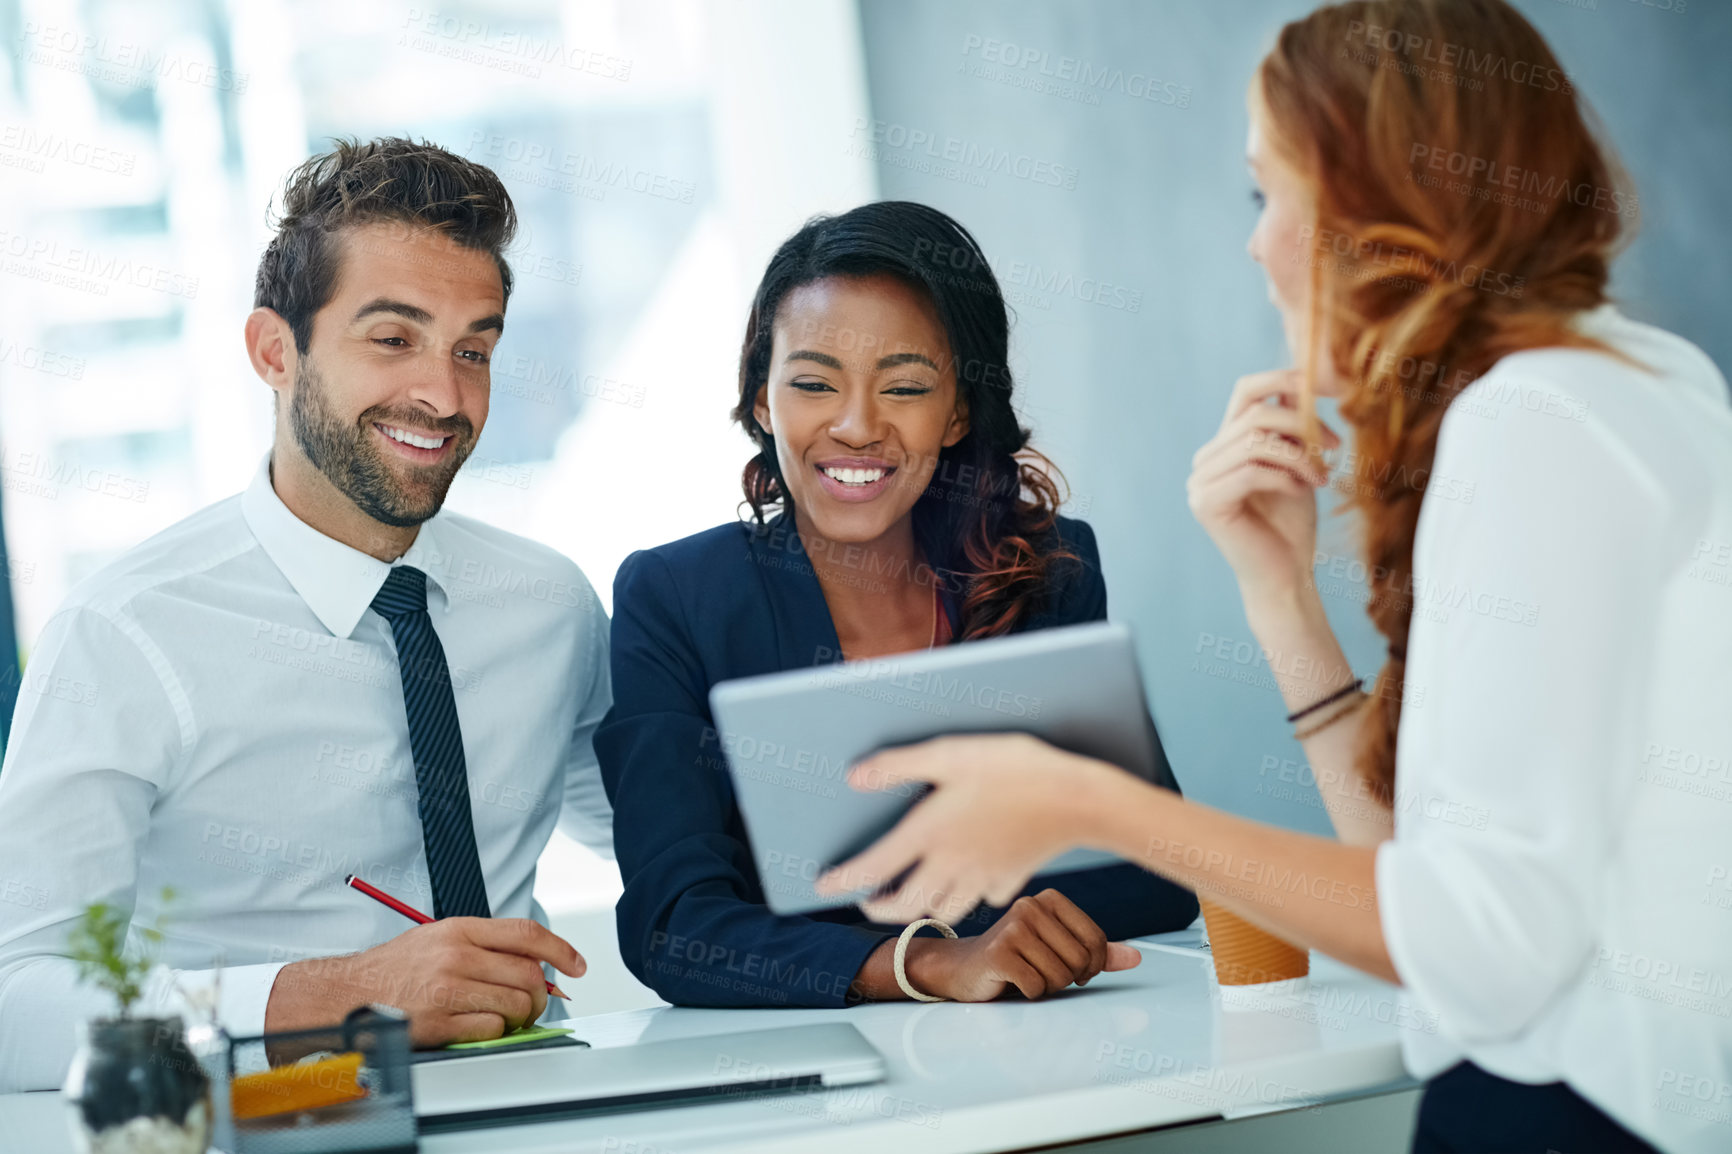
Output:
top-left (1377, 305), bottom-right (1732, 1152)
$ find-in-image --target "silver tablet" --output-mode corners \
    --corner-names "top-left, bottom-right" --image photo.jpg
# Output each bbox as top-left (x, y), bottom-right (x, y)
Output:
top-left (709, 621), bottom-right (1163, 915)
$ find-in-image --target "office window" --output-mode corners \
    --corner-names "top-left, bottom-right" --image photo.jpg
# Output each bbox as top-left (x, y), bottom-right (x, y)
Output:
top-left (0, 0), bottom-right (876, 909)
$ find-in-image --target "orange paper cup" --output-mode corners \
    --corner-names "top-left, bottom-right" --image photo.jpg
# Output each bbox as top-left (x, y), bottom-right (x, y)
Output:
top-left (1200, 898), bottom-right (1309, 991)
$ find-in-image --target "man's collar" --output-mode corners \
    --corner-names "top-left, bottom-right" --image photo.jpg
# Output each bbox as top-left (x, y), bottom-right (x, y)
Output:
top-left (241, 453), bottom-right (455, 638)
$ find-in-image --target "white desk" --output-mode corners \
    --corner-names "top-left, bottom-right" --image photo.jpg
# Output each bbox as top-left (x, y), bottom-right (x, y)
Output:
top-left (0, 935), bottom-right (1416, 1153)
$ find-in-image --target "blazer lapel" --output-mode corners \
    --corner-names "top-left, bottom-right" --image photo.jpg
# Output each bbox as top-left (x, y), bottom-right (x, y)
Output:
top-left (746, 511), bottom-right (844, 670)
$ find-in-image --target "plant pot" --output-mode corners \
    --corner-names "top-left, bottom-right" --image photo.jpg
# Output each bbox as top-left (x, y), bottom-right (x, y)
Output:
top-left (62, 1015), bottom-right (210, 1154)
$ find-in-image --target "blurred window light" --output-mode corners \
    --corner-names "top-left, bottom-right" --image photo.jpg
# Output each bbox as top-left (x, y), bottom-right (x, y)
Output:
top-left (0, 0), bottom-right (877, 909)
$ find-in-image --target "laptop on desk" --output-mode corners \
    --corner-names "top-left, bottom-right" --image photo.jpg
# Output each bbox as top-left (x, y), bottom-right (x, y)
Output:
top-left (411, 1023), bottom-right (884, 1132)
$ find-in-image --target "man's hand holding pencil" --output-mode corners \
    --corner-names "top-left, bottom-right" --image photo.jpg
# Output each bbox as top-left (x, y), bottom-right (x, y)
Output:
top-left (260, 876), bottom-right (586, 1049)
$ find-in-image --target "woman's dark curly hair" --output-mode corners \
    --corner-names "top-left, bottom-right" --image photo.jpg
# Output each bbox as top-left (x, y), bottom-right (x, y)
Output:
top-left (731, 201), bottom-right (1077, 640)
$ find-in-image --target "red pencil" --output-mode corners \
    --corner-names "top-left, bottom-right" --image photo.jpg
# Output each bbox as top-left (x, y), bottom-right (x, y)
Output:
top-left (343, 874), bottom-right (568, 999)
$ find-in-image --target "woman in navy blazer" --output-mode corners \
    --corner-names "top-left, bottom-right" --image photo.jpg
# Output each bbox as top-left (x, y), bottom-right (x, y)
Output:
top-left (596, 203), bottom-right (1197, 1008)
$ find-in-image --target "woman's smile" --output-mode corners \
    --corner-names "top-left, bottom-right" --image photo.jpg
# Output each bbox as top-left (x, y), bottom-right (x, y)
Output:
top-left (814, 456), bottom-right (898, 502)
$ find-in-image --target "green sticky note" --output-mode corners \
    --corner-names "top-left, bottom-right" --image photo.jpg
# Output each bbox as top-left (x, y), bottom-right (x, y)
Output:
top-left (443, 1026), bottom-right (575, 1052)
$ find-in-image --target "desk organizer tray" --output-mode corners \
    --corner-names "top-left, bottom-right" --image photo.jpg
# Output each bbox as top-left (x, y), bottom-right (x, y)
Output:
top-left (206, 1005), bottom-right (418, 1154)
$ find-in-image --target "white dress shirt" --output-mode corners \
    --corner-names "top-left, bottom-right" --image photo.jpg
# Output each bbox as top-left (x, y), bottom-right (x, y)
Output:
top-left (1377, 306), bottom-right (1732, 1152)
top-left (0, 455), bottom-right (612, 1091)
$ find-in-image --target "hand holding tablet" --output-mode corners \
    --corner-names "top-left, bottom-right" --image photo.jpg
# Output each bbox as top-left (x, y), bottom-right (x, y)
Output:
top-left (816, 732), bottom-right (1125, 925)
top-left (708, 622), bottom-right (1172, 916)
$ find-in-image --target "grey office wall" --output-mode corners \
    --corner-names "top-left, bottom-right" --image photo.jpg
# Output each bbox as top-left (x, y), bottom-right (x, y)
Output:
top-left (854, 0), bottom-right (1732, 831)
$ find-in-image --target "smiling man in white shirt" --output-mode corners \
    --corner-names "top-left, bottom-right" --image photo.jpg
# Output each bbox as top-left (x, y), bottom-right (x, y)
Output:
top-left (0, 137), bottom-right (612, 1090)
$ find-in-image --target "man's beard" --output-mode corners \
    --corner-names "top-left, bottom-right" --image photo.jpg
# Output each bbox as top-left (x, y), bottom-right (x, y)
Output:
top-left (288, 357), bottom-right (475, 528)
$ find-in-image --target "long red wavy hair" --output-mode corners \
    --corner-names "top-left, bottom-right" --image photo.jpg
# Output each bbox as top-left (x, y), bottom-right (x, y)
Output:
top-left (1258, 0), bottom-right (1634, 802)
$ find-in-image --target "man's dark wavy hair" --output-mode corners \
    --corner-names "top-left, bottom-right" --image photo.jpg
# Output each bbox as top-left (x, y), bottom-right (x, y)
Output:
top-left (254, 136), bottom-right (517, 354)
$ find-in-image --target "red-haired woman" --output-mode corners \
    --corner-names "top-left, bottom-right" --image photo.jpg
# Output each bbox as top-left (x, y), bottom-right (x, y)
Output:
top-left (597, 201), bottom-right (1198, 1010)
top-left (822, 3), bottom-right (1730, 1150)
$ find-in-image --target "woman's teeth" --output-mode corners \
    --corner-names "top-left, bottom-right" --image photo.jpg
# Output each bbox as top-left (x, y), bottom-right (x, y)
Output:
top-left (822, 466), bottom-right (886, 485)
top-left (380, 424), bottom-right (448, 450)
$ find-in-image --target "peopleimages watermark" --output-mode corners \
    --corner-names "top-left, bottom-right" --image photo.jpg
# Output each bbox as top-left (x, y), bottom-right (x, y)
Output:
top-left (1688, 538), bottom-right (1732, 595)
top-left (0, 876), bottom-right (51, 912)
top-left (351, 225), bottom-right (584, 289)
top-left (17, 666), bottom-right (99, 708)
top-left (1308, 547), bottom-right (1540, 628)
top-left (1003, 260), bottom-right (1142, 313)
top-left (1408, 143), bottom-right (1637, 219)
top-left (313, 741), bottom-right (416, 804)
top-left (0, 337), bottom-right (86, 380)
top-left (749, 519), bottom-right (969, 597)
top-left (1703, 864), bottom-right (1732, 915)
top-left (246, 618), bottom-right (486, 694)
top-left (399, 9), bottom-right (631, 81)
top-left (467, 132), bottom-right (695, 205)
top-left (846, 118), bottom-right (1080, 191)
top-left (809, 649), bottom-right (1044, 720)
top-left (599, 1141), bottom-right (674, 1154)
top-left (1363, 352), bottom-right (1591, 424)
top-left (1257, 754), bottom-right (1492, 831)
top-left (1326, 442), bottom-right (1478, 505)
top-left (1296, 225), bottom-right (1525, 299)
top-left (202, 822), bottom-right (433, 903)
top-left (1342, 19), bottom-right (1573, 94)
top-left (1093, 1045), bottom-right (1312, 1110)
top-left (908, 234), bottom-right (1143, 314)
top-left (1637, 739), bottom-right (1732, 804)
top-left (644, 929), bottom-right (858, 1003)
top-left (0, 228), bottom-right (200, 300)
top-left (493, 354), bottom-right (647, 410)
top-left (958, 35), bottom-right (1191, 110)
top-left (712, 1055), bottom-right (944, 1129)
top-left (1587, 947), bottom-right (1732, 1018)
top-left (16, 22), bottom-right (250, 93)
top-left (1142, 834), bottom-right (1377, 912)
top-left (1565, 0), bottom-right (1692, 15)
top-left (0, 447), bottom-right (150, 503)
top-left (1655, 1067), bottom-right (1731, 1131)
top-left (0, 124), bottom-right (136, 176)
top-left (1190, 629), bottom-right (1429, 708)
top-left (698, 725), bottom-right (863, 802)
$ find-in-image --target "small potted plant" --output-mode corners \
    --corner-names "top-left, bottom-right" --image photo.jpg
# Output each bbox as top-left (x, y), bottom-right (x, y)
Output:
top-left (61, 891), bottom-right (211, 1154)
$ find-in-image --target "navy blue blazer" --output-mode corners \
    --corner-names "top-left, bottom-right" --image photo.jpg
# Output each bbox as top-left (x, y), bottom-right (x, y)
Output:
top-left (595, 512), bottom-right (1198, 1008)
